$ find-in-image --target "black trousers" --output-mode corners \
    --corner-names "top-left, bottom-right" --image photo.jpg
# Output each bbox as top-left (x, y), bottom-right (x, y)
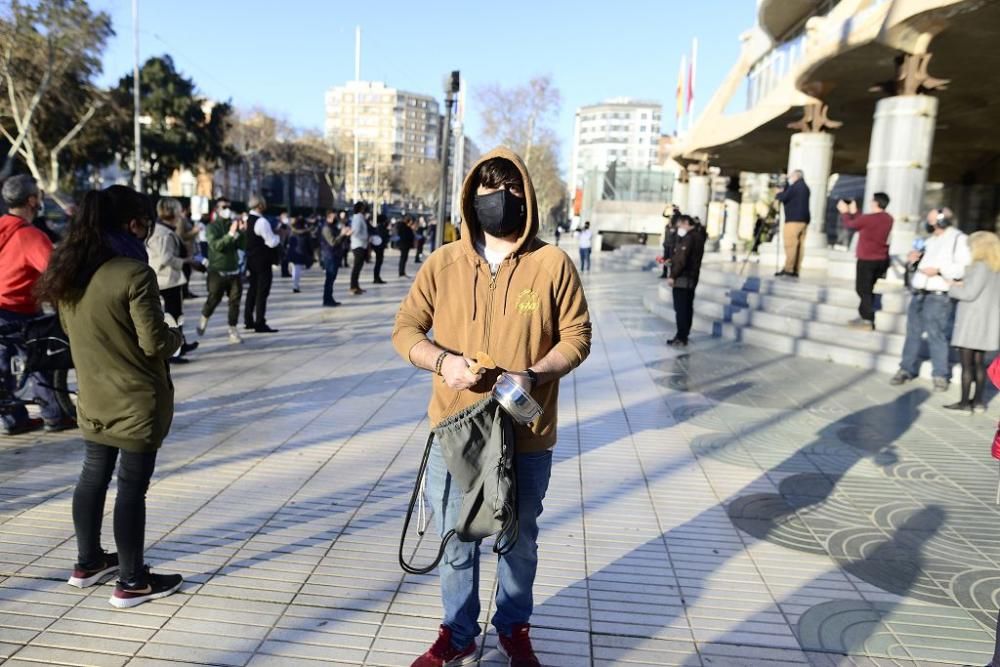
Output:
top-left (856, 259), bottom-right (887, 322)
top-left (350, 248), bottom-right (366, 289)
top-left (398, 245), bottom-right (411, 276)
top-left (673, 287), bottom-right (696, 341)
top-left (72, 441), bottom-right (157, 584)
top-left (245, 261), bottom-right (273, 327)
top-left (202, 272), bottom-right (242, 326)
top-left (161, 285), bottom-right (183, 321)
top-left (372, 246), bottom-right (385, 282)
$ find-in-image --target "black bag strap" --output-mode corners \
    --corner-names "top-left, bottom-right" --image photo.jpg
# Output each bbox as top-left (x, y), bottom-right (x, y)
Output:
top-left (399, 432), bottom-right (456, 575)
top-left (398, 413), bottom-right (521, 574)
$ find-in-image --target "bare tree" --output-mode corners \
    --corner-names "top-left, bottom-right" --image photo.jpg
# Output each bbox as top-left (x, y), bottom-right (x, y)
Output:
top-left (475, 75), bottom-right (566, 226)
top-left (0, 0), bottom-right (114, 203)
top-left (399, 160), bottom-right (441, 208)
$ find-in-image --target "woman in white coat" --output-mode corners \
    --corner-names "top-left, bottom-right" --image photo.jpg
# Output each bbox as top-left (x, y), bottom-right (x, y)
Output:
top-left (946, 231), bottom-right (1000, 413)
top-left (148, 198), bottom-right (198, 363)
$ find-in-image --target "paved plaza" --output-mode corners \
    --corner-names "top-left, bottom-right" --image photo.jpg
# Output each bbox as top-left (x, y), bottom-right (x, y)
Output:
top-left (1, 255), bottom-right (999, 666)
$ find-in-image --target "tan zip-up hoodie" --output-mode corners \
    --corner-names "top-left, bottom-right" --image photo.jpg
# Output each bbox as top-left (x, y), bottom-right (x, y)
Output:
top-left (392, 147), bottom-right (591, 452)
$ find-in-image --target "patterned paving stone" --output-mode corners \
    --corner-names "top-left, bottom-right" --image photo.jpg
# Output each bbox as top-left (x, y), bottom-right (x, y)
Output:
top-left (0, 264), bottom-right (997, 666)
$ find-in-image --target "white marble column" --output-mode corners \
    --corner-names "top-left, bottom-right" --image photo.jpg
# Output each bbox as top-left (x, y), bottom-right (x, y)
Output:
top-left (787, 131), bottom-right (834, 250)
top-left (863, 94), bottom-right (938, 256)
top-left (672, 180), bottom-right (689, 213)
top-left (687, 175), bottom-right (709, 226)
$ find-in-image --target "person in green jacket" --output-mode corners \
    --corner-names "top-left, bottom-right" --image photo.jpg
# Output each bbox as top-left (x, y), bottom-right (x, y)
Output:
top-left (35, 185), bottom-right (184, 609)
top-left (196, 197), bottom-right (247, 344)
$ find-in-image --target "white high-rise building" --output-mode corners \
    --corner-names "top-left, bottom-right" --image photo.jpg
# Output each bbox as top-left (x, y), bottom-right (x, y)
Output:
top-left (569, 98), bottom-right (663, 193)
top-left (324, 80), bottom-right (441, 198)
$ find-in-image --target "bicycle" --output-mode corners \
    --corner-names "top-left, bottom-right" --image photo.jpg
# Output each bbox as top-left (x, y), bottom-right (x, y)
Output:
top-left (0, 313), bottom-right (76, 424)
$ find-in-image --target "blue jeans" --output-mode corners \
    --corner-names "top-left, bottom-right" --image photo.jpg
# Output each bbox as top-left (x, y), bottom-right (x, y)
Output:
top-left (0, 309), bottom-right (63, 428)
top-left (899, 293), bottom-right (955, 379)
top-left (425, 442), bottom-right (553, 649)
top-left (579, 248), bottom-right (591, 272)
top-left (322, 258), bottom-right (340, 304)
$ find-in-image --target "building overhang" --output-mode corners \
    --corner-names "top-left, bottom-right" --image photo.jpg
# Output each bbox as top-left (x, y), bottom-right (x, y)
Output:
top-left (680, 0), bottom-right (1000, 185)
top-left (757, 0), bottom-right (822, 41)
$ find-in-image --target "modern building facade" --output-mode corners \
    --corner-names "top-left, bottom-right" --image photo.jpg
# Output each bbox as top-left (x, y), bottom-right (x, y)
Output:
top-left (672, 0), bottom-right (1000, 263)
top-left (569, 98), bottom-right (663, 193)
top-left (324, 80), bottom-right (441, 199)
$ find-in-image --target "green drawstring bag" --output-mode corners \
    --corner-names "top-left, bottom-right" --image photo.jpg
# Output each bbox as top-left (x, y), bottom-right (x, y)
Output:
top-left (399, 397), bottom-right (519, 574)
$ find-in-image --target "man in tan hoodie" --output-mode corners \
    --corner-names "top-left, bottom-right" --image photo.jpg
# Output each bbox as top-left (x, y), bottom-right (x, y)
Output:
top-left (393, 148), bottom-right (591, 667)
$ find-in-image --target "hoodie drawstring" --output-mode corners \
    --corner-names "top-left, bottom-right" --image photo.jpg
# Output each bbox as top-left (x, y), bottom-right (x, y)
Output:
top-left (472, 261), bottom-right (480, 321)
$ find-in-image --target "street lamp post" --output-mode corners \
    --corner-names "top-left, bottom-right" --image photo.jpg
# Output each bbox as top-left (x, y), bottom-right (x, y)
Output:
top-left (435, 71), bottom-right (460, 250)
top-left (132, 0), bottom-right (142, 191)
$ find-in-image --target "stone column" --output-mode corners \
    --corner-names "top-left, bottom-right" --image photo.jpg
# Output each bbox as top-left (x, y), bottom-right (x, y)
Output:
top-left (722, 198), bottom-right (741, 247)
top-left (687, 174), bottom-right (709, 226)
top-left (787, 131), bottom-right (834, 251)
top-left (863, 94), bottom-right (938, 255)
top-left (672, 179), bottom-right (689, 213)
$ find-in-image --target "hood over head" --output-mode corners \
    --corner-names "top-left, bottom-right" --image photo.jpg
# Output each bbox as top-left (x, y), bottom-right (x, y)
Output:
top-left (460, 147), bottom-right (539, 261)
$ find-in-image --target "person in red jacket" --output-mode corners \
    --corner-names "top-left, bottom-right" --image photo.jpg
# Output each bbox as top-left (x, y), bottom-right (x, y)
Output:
top-left (0, 175), bottom-right (74, 434)
top-left (838, 192), bottom-right (894, 331)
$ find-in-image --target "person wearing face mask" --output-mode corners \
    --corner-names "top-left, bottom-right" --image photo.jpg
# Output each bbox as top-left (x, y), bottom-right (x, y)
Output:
top-left (667, 215), bottom-right (706, 347)
top-left (197, 198), bottom-right (247, 344)
top-left (393, 150), bottom-right (592, 667)
top-left (34, 185), bottom-right (184, 609)
top-left (891, 207), bottom-right (971, 390)
top-left (578, 221), bottom-right (594, 272)
top-left (0, 174), bottom-right (75, 434)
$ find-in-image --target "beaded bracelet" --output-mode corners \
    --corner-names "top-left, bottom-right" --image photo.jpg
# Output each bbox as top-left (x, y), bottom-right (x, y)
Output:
top-left (434, 351), bottom-right (449, 375)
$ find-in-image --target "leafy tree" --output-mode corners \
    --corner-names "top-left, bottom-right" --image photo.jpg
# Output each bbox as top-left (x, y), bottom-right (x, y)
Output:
top-left (107, 55), bottom-right (232, 193)
top-left (476, 75), bottom-right (567, 225)
top-left (0, 0), bottom-right (114, 203)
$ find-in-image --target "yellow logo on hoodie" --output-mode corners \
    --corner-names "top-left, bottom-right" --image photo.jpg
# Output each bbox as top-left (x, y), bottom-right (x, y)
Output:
top-left (516, 289), bottom-right (540, 316)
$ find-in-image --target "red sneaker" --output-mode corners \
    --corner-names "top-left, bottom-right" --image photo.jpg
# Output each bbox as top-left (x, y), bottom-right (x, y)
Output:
top-left (67, 551), bottom-right (119, 588)
top-left (498, 624), bottom-right (540, 667)
top-left (411, 625), bottom-right (477, 667)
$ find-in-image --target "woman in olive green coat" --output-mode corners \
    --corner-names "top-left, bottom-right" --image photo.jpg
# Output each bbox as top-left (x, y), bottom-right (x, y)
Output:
top-left (36, 185), bottom-right (184, 609)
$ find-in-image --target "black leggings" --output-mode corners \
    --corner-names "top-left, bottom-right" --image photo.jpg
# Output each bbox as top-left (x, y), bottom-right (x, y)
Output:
top-left (72, 441), bottom-right (157, 584)
top-left (957, 346), bottom-right (987, 404)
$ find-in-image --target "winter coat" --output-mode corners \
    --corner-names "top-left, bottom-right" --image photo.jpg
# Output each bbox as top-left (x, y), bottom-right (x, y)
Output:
top-left (59, 257), bottom-right (182, 452)
top-left (949, 261), bottom-right (1000, 351)
top-left (147, 221), bottom-right (187, 290)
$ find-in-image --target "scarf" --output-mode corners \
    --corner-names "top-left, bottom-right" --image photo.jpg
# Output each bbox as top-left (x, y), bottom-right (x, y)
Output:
top-left (105, 230), bottom-right (148, 263)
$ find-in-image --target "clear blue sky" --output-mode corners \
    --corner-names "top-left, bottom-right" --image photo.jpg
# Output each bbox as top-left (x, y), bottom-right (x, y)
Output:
top-left (93, 0), bottom-right (755, 171)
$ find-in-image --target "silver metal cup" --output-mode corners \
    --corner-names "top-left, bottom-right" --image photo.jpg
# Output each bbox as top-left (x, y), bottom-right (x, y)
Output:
top-left (493, 372), bottom-right (543, 425)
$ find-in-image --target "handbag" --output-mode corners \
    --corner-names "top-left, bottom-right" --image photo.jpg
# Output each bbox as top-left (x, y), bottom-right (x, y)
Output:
top-left (22, 314), bottom-right (73, 372)
top-left (399, 397), bottom-right (519, 574)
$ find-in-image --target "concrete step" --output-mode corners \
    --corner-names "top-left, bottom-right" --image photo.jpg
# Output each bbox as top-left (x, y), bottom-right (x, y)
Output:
top-left (645, 285), bottom-right (951, 380)
top-left (682, 281), bottom-right (905, 335)
top-left (697, 263), bottom-right (909, 315)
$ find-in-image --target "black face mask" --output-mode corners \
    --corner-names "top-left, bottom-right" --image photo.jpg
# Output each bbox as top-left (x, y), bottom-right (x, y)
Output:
top-left (474, 190), bottom-right (526, 238)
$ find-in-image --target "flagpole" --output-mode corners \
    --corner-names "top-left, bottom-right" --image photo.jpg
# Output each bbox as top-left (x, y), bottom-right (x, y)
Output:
top-left (688, 37), bottom-right (698, 134)
top-left (675, 53), bottom-right (686, 137)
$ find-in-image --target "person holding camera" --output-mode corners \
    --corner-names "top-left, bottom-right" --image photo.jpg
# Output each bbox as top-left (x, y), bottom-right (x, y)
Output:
top-left (891, 207), bottom-right (970, 390)
top-left (197, 198), bottom-right (247, 345)
top-left (774, 169), bottom-right (811, 277)
top-left (837, 193), bottom-right (894, 331)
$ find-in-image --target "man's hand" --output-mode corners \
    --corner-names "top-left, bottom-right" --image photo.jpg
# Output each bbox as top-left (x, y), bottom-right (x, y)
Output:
top-left (907, 250), bottom-right (922, 264)
top-left (848, 201), bottom-right (858, 215)
top-left (229, 220), bottom-right (240, 236)
top-left (920, 266), bottom-right (940, 277)
top-left (441, 354), bottom-right (482, 390)
top-left (836, 200), bottom-right (849, 214)
top-left (667, 278), bottom-right (675, 287)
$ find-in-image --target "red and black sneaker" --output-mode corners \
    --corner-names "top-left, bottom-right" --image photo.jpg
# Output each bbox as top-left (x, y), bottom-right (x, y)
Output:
top-left (109, 566), bottom-right (183, 609)
top-left (498, 624), bottom-right (541, 667)
top-left (410, 625), bottom-right (477, 667)
top-left (67, 551), bottom-right (119, 588)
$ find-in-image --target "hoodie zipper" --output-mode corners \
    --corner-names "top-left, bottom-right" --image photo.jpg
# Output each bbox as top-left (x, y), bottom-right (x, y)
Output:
top-left (482, 263), bottom-right (502, 353)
